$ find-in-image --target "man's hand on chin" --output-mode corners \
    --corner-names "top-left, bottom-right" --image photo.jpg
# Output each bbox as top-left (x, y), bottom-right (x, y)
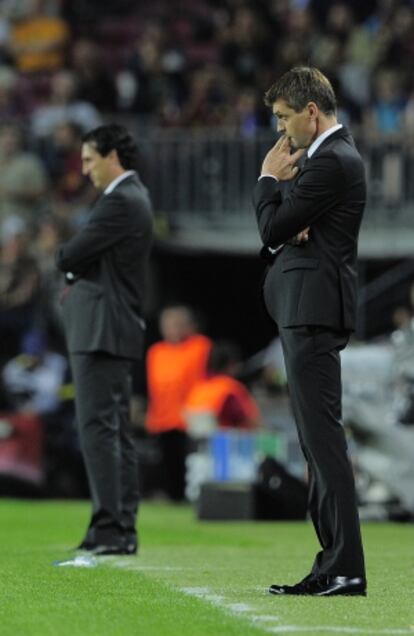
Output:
top-left (261, 135), bottom-right (305, 181)
top-left (290, 227), bottom-right (310, 246)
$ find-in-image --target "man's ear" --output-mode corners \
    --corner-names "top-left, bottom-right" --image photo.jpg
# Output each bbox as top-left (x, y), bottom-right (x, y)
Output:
top-left (109, 149), bottom-right (120, 166)
top-left (307, 102), bottom-right (318, 121)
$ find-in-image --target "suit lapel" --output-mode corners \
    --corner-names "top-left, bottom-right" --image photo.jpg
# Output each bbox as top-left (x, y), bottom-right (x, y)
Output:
top-left (309, 126), bottom-right (351, 159)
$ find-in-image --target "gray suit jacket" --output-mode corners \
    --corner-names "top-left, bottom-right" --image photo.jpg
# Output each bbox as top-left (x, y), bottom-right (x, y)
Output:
top-left (253, 127), bottom-right (366, 331)
top-left (56, 173), bottom-right (153, 359)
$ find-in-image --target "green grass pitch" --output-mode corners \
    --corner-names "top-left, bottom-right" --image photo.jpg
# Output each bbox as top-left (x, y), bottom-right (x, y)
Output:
top-left (0, 499), bottom-right (413, 635)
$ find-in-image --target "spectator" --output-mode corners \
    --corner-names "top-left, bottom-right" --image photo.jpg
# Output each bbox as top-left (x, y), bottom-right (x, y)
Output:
top-left (9, 0), bottom-right (70, 74)
top-left (179, 64), bottom-right (233, 127)
top-left (0, 215), bottom-right (40, 362)
top-left (145, 305), bottom-right (212, 500)
top-left (391, 305), bottom-right (411, 332)
top-left (32, 214), bottom-right (70, 350)
top-left (220, 5), bottom-right (273, 87)
top-left (2, 328), bottom-right (67, 414)
top-left (0, 122), bottom-right (48, 230)
top-left (365, 68), bottom-right (407, 142)
top-left (39, 120), bottom-right (90, 207)
top-left (275, 9), bottom-right (316, 76)
top-left (232, 86), bottom-right (268, 138)
top-left (184, 340), bottom-right (260, 433)
top-left (380, 4), bottom-right (414, 71)
top-left (337, 7), bottom-right (387, 113)
top-left (0, 9), bottom-right (12, 66)
top-left (122, 22), bottom-right (184, 121)
top-left (70, 38), bottom-right (117, 113)
top-left (0, 65), bottom-right (30, 122)
top-left (31, 69), bottom-right (101, 139)
top-left (404, 86), bottom-right (414, 138)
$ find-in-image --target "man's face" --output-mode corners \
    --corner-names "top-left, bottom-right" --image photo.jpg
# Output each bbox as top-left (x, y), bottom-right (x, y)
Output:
top-left (0, 128), bottom-right (20, 156)
top-left (81, 142), bottom-right (113, 190)
top-left (273, 99), bottom-right (316, 150)
top-left (160, 309), bottom-right (194, 343)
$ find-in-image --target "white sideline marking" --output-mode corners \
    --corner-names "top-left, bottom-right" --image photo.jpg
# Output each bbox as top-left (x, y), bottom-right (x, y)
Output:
top-left (179, 585), bottom-right (413, 636)
top-left (109, 566), bottom-right (413, 636)
top-left (265, 628), bottom-right (414, 635)
top-left (180, 586), bottom-right (279, 622)
top-left (181, 587), bottom-right (225, 605)
top-left (227, 603), bottom-right (253, 613)
top-left (181, 587), bottom-right (250, 612)
top-left (111, 560), bottom-right (185, 571)
top-left (252, 616), bottom-right (282, 623)
top-left (181, 586), bottom-right (210, 595)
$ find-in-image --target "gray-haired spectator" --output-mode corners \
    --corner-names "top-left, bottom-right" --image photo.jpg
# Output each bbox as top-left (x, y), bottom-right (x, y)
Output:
top-left (31, 69), bottom-right (101, 139)
top-left (0, 215), bottom-right (40, 362)
top-left (0, 123), bottom-right (48, 230)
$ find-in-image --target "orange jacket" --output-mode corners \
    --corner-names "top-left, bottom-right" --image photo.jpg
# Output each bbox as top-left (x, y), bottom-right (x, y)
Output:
top-left (184, 374), bottom-right (260, 429)
top-left (145, 334), bottom-right (212, 434)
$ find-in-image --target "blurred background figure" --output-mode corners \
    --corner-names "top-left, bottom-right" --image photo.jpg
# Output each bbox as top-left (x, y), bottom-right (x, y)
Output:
top-left (32, 213), bottom-right (70, 351)
top-left (70, 38), bottom-right (117, 114)
top-left (0, 65), bottom-right (29, 122)
top-left (0, 122), bottom-right (48, 231)
top-left (8, 0), bottom-right (70, 75)
top-left (365, 68), bottom-right (407, 142)
top-left (30, 69), bottom-right (101, 140)
top-left (0, 215), bottom-right (40, 364)
top-left (184, 339), bottom-right (260, 434)
top-left (37, 120), bottom-right (92, 220)
top-left (2, 328), bottom-right (66, 415)
top-left (145, 305), bottom-right (212, 501)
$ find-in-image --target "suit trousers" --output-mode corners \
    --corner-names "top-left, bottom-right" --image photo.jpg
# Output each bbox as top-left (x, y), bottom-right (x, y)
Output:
top-left (156, 429), bottom-right (188, 501)
top-left (279, 326), bottom-right (365, 578)
top-left (70, 352), bottom-right (139, 546)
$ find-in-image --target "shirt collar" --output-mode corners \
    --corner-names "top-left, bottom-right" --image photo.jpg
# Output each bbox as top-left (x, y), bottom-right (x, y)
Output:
top-left (104, 170), bottom-right (135, 195)
top-left (307, 123), bottom-right (343, 158)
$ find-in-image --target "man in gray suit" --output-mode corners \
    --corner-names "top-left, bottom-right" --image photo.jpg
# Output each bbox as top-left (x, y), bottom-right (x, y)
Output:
top-left (56, 124), bottom-right (153, 555)
top-left (254, 67), bottom-right (366, 596)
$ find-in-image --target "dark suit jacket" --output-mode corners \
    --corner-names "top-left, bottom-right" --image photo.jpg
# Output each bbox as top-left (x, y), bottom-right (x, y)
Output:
top-left (253, 127), bottom-right (366, 331)
top-left (56, 173), bottom-right (153, 359)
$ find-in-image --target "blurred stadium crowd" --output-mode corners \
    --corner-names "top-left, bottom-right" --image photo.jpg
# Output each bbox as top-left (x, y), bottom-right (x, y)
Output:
top-left (1, 0), bottom-right (414, 132)
top-left (1, 0), bottom-right (414, 343)
top-left (1, 0), bottom-right (414, 502)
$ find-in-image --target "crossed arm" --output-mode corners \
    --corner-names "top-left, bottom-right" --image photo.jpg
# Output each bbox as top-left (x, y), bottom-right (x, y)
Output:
top-left (255, 147), bottom-right (343, 247)
top-left (55, 193), bottom-right (131, 275)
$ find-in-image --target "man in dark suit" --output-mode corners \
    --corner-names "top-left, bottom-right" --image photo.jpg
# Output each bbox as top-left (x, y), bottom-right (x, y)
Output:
top-left (56, 124), bottom-right (153, 555)
top-left (253, 67), bottom-right (366, 596)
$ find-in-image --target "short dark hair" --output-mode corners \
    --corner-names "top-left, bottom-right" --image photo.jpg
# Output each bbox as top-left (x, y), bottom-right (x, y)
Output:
top-left (207, 340), bottom-right (241, 374)
top-left (264, 66), bottom-right (337, 115)
top-left (82, 123), bottom-right (138, 169)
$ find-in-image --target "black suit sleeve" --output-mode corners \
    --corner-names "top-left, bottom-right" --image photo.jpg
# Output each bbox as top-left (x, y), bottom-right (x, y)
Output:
top-left (254, 153), bottom-right (344, 247)
top-left (56, 192), bottom-right (136, 274)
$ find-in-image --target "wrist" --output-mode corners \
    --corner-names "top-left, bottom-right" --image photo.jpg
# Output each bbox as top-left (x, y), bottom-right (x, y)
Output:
top-left (259, 173), bottom-right (279, 182)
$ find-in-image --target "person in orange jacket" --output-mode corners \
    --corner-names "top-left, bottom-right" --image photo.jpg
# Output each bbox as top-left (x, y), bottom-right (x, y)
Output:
top-left (184, 340), bottom-right (260, 432)
top-left (145, 305), bottom-right (212, 500)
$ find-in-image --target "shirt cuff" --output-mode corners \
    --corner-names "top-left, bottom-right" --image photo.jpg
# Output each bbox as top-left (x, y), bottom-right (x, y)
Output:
top-left (259, 174), bottom-right (279, 182)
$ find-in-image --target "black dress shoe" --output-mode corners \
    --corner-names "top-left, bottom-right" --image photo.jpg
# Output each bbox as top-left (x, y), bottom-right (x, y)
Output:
top-left (269, 575), bottom-right (366, 597)
top-left (75, 540), bottom-right (95, 551)
top-left (124, 541), bottom-right (138, 555)
top-left (89, 544), bottom-right (125, 556)
top-left (75, 532), bottom-right (138, 555)
top-left (87, 538), bottom-right (138, 556)
top-left (89, 544), bottom-right (132, 556)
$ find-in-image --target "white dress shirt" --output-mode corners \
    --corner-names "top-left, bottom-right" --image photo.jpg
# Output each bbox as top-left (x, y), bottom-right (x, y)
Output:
top-left (259, 123), bottom-right (343, 182)
top-left (259, 123), bottom-right (343, 253)
top-left (104, 170), bottom-right (136, 195)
